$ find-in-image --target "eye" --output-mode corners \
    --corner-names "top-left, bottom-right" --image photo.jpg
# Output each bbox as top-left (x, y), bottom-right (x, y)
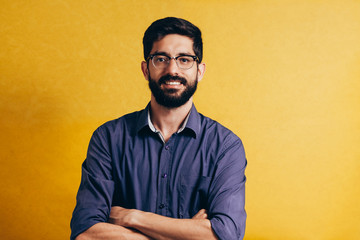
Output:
top-left (154, 55), bottom-right (168, 63)
top-left (178, 56), bottom-right (191, 63)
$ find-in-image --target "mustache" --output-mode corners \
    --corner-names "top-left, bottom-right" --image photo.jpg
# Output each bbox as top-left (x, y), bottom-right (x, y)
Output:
top-left (158, 75), bottom-right (187, 85)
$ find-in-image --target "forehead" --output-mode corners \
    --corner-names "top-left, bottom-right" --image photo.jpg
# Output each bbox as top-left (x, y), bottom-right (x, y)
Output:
top-left (151, 34), bottom-right (194, 55)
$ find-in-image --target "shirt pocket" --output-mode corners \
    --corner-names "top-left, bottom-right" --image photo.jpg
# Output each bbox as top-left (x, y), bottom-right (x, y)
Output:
top-left (178, 174), bottom-right (211, 219)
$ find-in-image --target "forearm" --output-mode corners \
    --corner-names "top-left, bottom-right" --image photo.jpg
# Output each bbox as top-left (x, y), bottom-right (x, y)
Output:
top-left (75, 222), bottom-right (152, 240)
top-left (133, 212), bottom-right (217, 240)
top-left (109, 208), bottom-right (218, 240)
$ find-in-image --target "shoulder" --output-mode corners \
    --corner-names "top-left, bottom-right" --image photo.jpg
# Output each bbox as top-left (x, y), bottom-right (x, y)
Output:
top-left (198, 114), bottom-right (247, 171)
top-left (199, 113), bottom-right (243, 147)
top-left (93, 108), bottom-right (145, 138)
top-left (194, 112), bottom-right (245, 161)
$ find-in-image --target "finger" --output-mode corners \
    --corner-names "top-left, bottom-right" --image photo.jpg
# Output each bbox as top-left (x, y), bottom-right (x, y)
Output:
top-left (192, 209), bottom-right (208, 219)
top-left (192, 209), bottom-right (204, 218)
top-left (193, 213), bottom-right (207, 219)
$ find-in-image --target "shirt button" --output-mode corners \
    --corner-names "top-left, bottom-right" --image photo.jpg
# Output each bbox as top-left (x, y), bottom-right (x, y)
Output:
top-left (159, 204), bottom-right (165, 209)
top-left (162, 173), bottom-right (168, 178)
top-left (165, 145), bottom-right (169, 150)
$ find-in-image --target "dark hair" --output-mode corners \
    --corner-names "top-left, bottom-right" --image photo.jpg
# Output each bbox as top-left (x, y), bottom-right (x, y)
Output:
top-left (143, 17), bottom-right (203, 63)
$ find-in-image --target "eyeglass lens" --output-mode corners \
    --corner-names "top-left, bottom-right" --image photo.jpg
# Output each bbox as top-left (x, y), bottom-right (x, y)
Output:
top-left (152, 55), bottom-right (195, 69)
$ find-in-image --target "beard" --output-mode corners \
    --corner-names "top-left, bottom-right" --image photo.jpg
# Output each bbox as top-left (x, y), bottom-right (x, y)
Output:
top-left (148, 73), bottom-right (198, 108)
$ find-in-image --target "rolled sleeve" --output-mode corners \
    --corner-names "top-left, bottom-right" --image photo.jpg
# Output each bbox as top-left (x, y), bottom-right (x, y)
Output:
top-left (70, 127), bottom-right (115, 240)
top-left (208, 135), bottom-right (247, 240)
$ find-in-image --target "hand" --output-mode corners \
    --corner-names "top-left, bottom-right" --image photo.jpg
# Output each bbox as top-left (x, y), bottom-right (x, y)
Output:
top-left (192, 209), bottom-right (208, 220)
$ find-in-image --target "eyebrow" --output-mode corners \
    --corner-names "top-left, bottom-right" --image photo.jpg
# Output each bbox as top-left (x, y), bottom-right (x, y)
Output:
top-left (152, 51), bottom-right (195, 56)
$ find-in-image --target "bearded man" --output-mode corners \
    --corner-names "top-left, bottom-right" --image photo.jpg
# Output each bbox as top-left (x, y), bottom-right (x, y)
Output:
top-left (71, 17), bottom-right (247, 240)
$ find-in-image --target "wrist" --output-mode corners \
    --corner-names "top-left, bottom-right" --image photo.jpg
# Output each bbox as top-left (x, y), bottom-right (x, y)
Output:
top-left (125, 209), bottom-right (141, 228)
top-left (128, 209), bottom-right (149, 229)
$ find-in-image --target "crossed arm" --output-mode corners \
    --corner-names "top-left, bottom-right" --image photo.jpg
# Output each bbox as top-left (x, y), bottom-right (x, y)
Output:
top-left (76, 207), bottom-right (218, 240)
top-left (72, 128), bottom-right (246, 240)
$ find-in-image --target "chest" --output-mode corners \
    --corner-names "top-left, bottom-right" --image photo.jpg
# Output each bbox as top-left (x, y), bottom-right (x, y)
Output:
top-left (110, 132), bottom-right (219, 216)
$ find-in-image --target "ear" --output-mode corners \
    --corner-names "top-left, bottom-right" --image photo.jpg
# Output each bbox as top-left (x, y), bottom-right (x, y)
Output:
top-left (197, 62), bottom-right (206, 82)
top-left (141, 61), bottom-right (149, 81)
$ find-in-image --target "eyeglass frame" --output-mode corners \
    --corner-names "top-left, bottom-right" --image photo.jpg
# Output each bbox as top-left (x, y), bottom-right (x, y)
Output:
top-left (146, 53), bottom-right (200, 70)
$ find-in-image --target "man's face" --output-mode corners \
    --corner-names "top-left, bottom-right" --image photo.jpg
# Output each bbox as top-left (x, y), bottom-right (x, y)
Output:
top-left (142, 34), bottom-right (205, 108)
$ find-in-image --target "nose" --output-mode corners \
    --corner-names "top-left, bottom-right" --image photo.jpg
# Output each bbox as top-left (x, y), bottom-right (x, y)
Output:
top-left (165, 57), bottom-right (179, 75)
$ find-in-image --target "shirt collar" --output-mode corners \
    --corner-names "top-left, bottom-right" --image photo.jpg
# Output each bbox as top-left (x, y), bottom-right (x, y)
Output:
top-left (147, 109), bottom-right (190, 134)
top-left (136, 102), bottom-right (200, 138)
top-left (183, 103), bottom-right (201, 138)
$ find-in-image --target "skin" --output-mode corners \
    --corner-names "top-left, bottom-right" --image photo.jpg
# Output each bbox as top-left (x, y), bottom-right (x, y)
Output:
top-left (107, 207), bottom-right (215, 240)
top-left (76, 34), bottom-right (217, 240)
top-left (76, 209), bottom-right (209, 240)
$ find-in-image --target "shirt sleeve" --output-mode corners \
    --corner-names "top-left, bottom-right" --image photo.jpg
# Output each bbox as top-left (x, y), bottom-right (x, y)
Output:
top-left (208, 134), bottom-right (247, 240)
top-left (70, 126), bottom-right (115, 240)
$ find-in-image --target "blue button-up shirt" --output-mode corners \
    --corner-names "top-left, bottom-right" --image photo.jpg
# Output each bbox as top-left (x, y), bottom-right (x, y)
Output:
top-left (70, 104), bottom-right (247, 240)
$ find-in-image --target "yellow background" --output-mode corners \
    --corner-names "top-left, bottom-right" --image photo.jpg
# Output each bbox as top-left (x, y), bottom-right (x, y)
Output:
top-left (1, 0), bottom-right (359, 239)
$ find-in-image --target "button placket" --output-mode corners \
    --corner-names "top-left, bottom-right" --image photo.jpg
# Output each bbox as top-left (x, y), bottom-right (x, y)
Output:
top-left (156, 140), bottom-right (173, 215)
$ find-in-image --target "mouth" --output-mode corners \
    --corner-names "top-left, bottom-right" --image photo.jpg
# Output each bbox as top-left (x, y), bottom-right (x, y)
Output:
top-left (164, 81), bottom-right (181, 85)
top-left (159, 75), bottom-right (187, 87)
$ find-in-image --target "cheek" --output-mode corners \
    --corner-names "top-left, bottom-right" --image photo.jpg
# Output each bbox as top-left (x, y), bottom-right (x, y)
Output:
top-left (148, 68), bottom-right (164, 80)
top-left (147, 70), bottom-right (156, 81)
top-left (188, 70), bottom-right (199, 81)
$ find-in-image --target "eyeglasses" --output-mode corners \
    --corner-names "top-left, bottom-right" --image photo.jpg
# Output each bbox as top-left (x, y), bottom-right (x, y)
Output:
top-left (147, 54), bottom-right (199, 70)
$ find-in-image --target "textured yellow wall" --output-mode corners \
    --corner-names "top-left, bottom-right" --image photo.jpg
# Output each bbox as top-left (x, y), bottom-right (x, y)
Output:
top-left (1, 1), bottom-right (359, 239)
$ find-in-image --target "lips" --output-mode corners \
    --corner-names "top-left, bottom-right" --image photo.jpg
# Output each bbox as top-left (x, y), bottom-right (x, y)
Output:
top-left (165, 81), bottom-right (181, 85)
top-left (159, 74), bottom-right (187, 86)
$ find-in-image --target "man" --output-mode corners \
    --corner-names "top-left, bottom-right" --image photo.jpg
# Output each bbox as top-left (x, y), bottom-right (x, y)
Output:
top-left (71, 17), bottom-right (247, 240)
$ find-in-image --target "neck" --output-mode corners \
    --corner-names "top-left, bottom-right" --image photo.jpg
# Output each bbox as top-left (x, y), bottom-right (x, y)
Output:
top-left (150, 95), bottom-right (193, 142)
